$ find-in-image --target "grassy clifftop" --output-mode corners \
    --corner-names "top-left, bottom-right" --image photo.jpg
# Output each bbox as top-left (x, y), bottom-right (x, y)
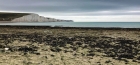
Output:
top-left (0, 12), bottom-right (30, 21)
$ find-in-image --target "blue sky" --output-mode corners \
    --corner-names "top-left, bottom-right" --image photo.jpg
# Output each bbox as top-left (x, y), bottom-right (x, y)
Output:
top-left (0, 0), bottom-right (140, 22)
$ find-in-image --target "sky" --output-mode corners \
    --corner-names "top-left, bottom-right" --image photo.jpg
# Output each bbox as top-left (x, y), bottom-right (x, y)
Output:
top-left (0, 0), bottom-right (140, 22)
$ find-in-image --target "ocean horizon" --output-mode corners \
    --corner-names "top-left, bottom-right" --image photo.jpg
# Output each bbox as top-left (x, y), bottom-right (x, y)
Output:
top-left (0, 22), bottom-right (140, 28)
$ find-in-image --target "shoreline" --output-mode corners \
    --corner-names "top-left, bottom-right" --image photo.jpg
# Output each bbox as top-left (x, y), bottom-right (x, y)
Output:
top-left (0, 25), bottom-right (140, 30)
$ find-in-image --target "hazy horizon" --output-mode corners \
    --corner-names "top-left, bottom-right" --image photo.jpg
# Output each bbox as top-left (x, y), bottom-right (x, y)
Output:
top-left (1, 0), bottom-right (140, 22)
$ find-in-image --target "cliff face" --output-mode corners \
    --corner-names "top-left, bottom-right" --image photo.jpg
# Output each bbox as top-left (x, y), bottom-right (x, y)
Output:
top-left (11, 14), bottom-right (73, 22)
top-left (0, 12), bottom-right (73, 22)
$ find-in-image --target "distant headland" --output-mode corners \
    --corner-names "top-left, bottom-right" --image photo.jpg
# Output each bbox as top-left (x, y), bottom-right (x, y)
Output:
top-left (0, 12), bottom-right (73, 22)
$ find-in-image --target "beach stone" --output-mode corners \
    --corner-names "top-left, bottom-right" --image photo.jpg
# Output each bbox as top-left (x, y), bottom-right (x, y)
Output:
top-left (137, 56), bottom-right (140, 60)
top-left (105, 60), bottom-right (112, 63)
top-left (4, 48), bottom-right (9, 51)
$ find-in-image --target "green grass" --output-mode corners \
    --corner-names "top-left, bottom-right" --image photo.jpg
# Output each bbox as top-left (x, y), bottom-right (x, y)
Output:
top-left (0, 12), bottom-right (30, 21)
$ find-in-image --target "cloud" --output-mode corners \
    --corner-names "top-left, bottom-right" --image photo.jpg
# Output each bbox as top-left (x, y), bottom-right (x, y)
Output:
top-left (1, 0), bottom-right (139, 12)
top-left (50, 15), bottom-right (140, 22)
top-left (0, 0), bottom-right (140, 21)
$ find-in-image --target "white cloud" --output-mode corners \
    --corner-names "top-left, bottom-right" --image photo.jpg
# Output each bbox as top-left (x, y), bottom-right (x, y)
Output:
top-left (37, 10), bottom-right (140, 22)
top-left (0, 10), bottom-right (30, 13)
top-left (127, 11), bottom-right (140, 13)
top-left (43, 15), bottom-right (140, 22)
top-left (37, 9), bottom-right (140, 16)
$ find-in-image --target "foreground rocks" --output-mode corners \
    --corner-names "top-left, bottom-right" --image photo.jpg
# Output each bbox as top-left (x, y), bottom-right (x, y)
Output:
top-left (0, 26), bottom-right (139, 65)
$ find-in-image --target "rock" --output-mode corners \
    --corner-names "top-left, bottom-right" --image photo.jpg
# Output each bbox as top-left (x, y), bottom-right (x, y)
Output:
top-left (105, 60), bottom-right (112, 63)
top-left (4, 48), bottom-right (9, 51)
top-left (50, 54), bottom-right (55, 57)
top-left (137, 56), bottom-right (140, 60)
top-left (35, 52), bottom-right (40, 55)
top-left (121, 58), bottom-right (129, 62)
top-left (132, 59), bottom-right (138, 62)
top-left (86, 53), bottom-right (95, 56)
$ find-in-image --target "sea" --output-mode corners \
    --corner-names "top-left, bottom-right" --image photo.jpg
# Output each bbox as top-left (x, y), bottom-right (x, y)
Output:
top-left (0, 22), bottom-right (140, 28)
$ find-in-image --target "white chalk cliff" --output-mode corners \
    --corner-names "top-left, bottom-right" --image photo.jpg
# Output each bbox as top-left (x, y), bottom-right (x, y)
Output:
top-left (11, 14), bottom-right (73, 22)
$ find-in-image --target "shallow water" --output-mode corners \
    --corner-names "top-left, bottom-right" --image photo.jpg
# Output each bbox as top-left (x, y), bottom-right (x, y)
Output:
top-left (0, 22), bottom-right (140, 28)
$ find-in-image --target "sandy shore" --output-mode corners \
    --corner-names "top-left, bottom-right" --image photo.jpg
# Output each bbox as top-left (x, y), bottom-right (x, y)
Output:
top-left (0, 26), bottom-right (139, 65)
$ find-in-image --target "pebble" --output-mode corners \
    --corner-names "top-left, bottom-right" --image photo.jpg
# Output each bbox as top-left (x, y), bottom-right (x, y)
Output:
top-left (4, 48), bottom-right (9, 51)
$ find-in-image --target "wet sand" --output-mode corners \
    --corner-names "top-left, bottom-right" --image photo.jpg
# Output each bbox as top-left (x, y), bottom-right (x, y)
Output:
top-left (0, 26), bottom-right (140, 65)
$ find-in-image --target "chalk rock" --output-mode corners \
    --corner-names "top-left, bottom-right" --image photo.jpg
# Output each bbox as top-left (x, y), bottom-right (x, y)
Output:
top-left (4, 48), bottom-right (9, 51)
top-left (11, 14), bottom-right (73, 22)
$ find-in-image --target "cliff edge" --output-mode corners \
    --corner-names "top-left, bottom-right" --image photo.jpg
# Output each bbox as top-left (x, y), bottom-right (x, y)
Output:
top-left (0, 12), bottom-right (73, 22)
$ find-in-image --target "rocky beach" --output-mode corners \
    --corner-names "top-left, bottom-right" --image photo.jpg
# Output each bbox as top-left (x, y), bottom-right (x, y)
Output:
top-left (0, 26), bottom-right (139, 65)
